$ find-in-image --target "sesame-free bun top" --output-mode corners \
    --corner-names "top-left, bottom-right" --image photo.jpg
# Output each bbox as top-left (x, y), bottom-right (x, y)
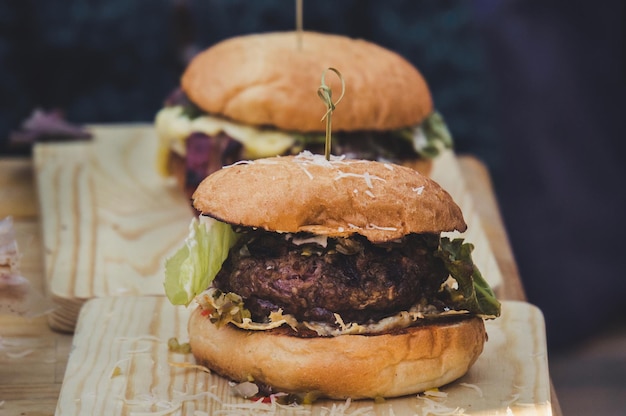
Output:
top-left (192, 153), bottom-right (466, 242)
top-left (181, 31), bottom-right (433, 132)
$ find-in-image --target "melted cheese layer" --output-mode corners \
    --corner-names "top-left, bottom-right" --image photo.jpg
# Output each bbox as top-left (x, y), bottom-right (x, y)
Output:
top-left (154, 106), bottom-right (297, 176)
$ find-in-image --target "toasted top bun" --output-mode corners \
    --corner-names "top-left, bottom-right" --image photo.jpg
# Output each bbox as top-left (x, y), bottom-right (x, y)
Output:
top-left (189, 307), bottom-right (486, 399)
top-left (192, 153), bottom-right (466, 242)
top-left (182, 31), bottom-right (432, 132)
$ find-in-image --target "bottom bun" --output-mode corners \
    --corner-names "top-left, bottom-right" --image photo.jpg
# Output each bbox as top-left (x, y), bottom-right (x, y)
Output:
top-left (188, 307), bottom-right (486, 399)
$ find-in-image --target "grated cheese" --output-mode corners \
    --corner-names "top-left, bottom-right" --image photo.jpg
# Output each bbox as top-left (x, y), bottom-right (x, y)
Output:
top-left (423, 388), bottom-right (448, 398)
top-left (295, 150), bottom-right (346, 166)
top-left (222, 398), bottom-right (273, 411)
top-left (366, 224), bottom-right (398, 231)
top-left (417, 396), bottom-right (467, 415)
top-left (412, 186), bottom-right (425, 195)
top-left (334, 313), bottom-right (348, 330)
top-left (218, 398), bottom-right (311, 415)
top-left (458, 383), bottom-right (483, 398)
top-left (320, 398), bottom-right (373, 416)
top-left (235, 316), bottom-right (294, 331)
top-left (333, 171), bottom-right (385, 188)
top-left (172, 390), bottom-right (222, 403)
top-left (363, 172), bottom-right (374, 188)
top-left (223, 160), bottom-right (254, 168)
top-left (168, 361), bottom-right (211, 373)
top-left (298, 164), bottom-right (314, 180)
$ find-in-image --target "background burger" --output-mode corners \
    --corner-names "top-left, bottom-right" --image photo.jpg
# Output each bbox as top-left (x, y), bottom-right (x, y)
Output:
top-left (164, 152), bottom-right (500, 400)
top-left (155, 31), bottom-right (453, 197)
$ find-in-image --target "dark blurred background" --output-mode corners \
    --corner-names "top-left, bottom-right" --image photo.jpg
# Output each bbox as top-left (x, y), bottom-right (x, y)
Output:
top-left (0, 0), bottom-right (498, 164)
top-left (1, 0), bottom-right (625, 380)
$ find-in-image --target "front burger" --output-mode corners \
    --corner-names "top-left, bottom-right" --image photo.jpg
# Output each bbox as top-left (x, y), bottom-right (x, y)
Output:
top-left (155, 31), bottom-right (453, 197)
top-left (164, 152), bottom-right (500, 400)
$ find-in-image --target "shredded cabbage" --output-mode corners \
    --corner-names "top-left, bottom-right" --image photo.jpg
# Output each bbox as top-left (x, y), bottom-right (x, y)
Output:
top-left (164, 216), bottom-right (240, 306)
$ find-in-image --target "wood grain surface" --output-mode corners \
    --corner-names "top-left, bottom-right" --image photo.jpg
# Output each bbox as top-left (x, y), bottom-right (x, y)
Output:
top-left (33, 126), bottom-right (195, 331)
top-left (55, 297), bottom-right (551, 416)
top-left (32, 127), bottom-right (502, 332)
top-left (0, 125), bottom-right (562, 415)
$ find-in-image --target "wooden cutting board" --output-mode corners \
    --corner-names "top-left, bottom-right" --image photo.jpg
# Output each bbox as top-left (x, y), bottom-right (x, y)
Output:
top-left (33, 126), bottom-right (502, 332)
top-left (55, 298), bottom-right (551, 415)
top-left (33, 126), bottom-right (194, 331)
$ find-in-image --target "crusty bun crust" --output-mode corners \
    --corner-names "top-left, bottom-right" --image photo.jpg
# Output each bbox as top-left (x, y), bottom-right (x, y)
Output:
top-left (167, 150), bottom-right (433, 198)
top-left (192, 154), bottom-right (466, 242)
top-left (182, 31), bottom-right (432, 132)
top-left (188, 307), bottom-right (486, 399)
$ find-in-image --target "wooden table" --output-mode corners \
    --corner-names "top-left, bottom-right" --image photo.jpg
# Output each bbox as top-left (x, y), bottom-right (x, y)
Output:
top-left (0, 129), bottom-right (561, 415)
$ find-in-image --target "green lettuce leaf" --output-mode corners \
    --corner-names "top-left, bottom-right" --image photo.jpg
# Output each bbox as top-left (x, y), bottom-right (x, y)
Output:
top-left (422, 111), bottom-right (453, 149)
top-left (394, 111), bottom-right (454, 159)
top-left (164, 216), bottom-right (240, 306)
top-left (436, 237), bottom-right (501, 318)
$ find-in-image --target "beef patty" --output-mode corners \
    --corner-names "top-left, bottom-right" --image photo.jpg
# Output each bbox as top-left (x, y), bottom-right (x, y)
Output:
top-left (212, 230), bottom-right (449, 324)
